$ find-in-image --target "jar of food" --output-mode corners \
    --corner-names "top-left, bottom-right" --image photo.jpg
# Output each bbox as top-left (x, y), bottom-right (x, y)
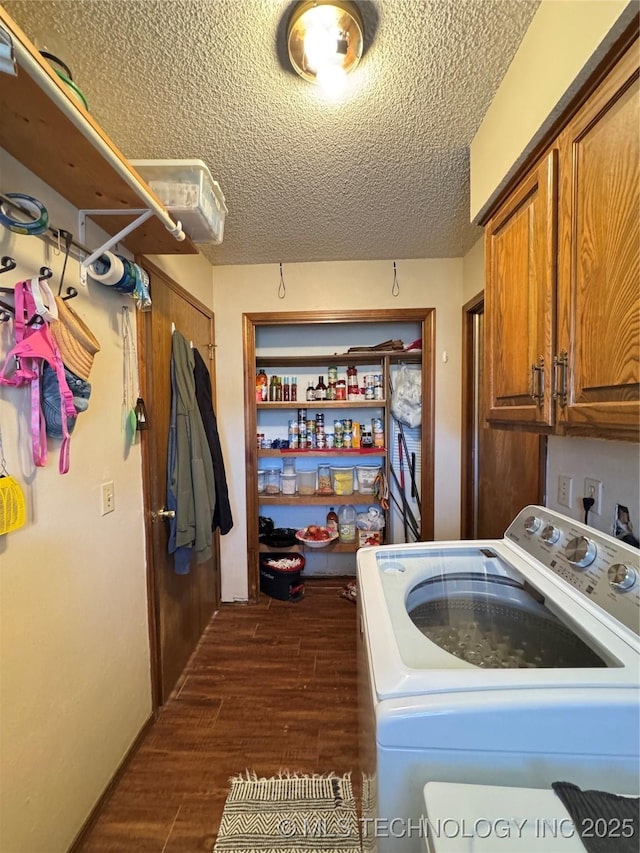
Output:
top-left (331, 466), bottom-right (355, 496)
top-left (296, 468), bottom-right (317, 495)
top-left (282, 457), bottom-right (296, 476)
top-left (257, 469), bottom-right (266, 494)
top-left (335, 379), bottom-right (347, 400)
top-left (317, 464), bottom-right (333, 495)
top-left (280, 474), bottom-right (297, 495)
top-left (264, 468), bottom-right (281, 494)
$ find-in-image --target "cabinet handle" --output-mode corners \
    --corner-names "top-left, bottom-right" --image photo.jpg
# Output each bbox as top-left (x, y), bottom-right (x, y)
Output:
top-left (552, 350), bottom-right (568, 407)
top-left (530, 357), bottom-right (544, 406)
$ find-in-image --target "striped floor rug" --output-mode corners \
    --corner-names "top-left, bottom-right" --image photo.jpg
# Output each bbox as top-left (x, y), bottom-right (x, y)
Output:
top-left (213, 772), bottom-right (361, 852)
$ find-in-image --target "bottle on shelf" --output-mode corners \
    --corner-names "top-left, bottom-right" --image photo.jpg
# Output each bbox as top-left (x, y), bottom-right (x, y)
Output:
top-left (306, 381), bottom-right (316, 401)
top-left (315, 375), bottom-right (327, 400)
top-left (338, 504), bottom-right (357, 543)
top-left (283, 376), bottom-right (290, 401)
top-left (275, 376), bottom-right (283, 401)
top-left (256, 369), bottom-right (268, 402)
top-left (269, 375), bottom-right (277, 401)
top-left (347, 365), bottom-right (359, 399)
top-left (291, 376), bottom-right (298, 401)
top-left (326, 507), bottom-right (339, 534)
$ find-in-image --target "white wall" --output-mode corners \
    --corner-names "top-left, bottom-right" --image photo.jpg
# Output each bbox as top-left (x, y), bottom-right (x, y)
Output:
top-left (462, 237), bottom-right (484, 304)
top-left (470, 0), bottom-right (636, 220)
top-left (546, 436), bottom-right (640, 539)
top-left (212, 258), bottom-right (463, 602)
top-left (0, 150), bottom-right (212, 852)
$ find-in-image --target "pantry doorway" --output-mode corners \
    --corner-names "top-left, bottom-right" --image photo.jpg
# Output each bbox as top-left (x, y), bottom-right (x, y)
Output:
top-left (243, 309), bottom-right (435, 603)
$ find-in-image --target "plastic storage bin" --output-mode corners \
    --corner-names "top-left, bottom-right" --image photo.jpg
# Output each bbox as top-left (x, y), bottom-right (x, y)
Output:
top-left (297, 469), bottom-right (316, 495)
top-left (356, 465), bottom-right (380, 494)
top-left (280, 474), bottom-right (297, 495)
top-left (259, 553), bottom-right (305, 601)
top-left (130, 158), bottom-right (227, 244)
top-left (331, 466), bottom-right (355, 496)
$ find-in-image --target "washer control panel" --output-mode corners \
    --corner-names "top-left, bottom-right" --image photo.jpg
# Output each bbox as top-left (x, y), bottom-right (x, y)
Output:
top-left (506, 506), bottom-right (640, 634)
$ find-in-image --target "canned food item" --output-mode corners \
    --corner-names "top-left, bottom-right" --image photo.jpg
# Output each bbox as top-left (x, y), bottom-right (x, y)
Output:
top-left (342, 430), bottom-right (353, 448)
top-left (297, 408), bottom-right (307, 423)
top-left (334, 420), bottom-right (344, 435)
top-left (328, 366), bottom-right (338, 383)
top-left (374, 384), bottom-right (384, 400)
top-left (364, 385), bottom-right (375, 400)
top-left (371, 417), bottom-right (384, 433)
top-left (334, 431), bottom-right (344, 449)
top-left (361, 430), bottom-right (373, 448)
top-left (365, 374), bottom-right (375, 387)
top-left (373, 428), bottom-right (385, 448)
top-left (342, 418), bottom-right (353, 431)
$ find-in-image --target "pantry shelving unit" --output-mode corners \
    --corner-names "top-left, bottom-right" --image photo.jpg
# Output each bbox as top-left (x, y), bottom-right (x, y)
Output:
top-left (243, 309), bottom-right (435, 601)
top-left (0, 6), bottom-right (197, 257)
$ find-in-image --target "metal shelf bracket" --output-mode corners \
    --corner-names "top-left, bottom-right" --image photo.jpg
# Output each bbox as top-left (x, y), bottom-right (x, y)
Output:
top-left (78, 208), bottom-right (160, 285)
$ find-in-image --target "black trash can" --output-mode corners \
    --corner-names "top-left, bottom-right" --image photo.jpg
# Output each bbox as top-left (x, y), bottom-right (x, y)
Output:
top-left (259, 553), bottom-right (305, 602)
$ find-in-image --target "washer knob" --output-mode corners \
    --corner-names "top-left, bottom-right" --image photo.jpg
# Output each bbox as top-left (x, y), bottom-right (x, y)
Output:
top-left (541, 524), bottom-right (561, 544)
top-left (524, 515), bottom-right (542, 534)
top-left (565, 536), bottom-right (597, 569)
top-left (608, 563), bottom-right (637, 592)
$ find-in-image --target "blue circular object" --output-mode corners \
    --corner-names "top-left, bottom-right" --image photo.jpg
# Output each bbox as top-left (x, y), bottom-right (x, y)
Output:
top-left (0, 193), bottom-right (49, 235)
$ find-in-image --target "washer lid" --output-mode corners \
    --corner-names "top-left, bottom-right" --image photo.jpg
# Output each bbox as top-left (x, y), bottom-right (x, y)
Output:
top-left (357, 538), bottom-right (640, 700)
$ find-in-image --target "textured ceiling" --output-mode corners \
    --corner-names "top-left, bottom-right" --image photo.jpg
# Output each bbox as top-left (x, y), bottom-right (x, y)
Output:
top-left (5, 0), bottom-right (538, 265)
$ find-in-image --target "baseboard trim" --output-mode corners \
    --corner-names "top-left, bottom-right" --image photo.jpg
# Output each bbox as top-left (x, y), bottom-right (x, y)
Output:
top-left (67, 712), bottom-right (156, 852)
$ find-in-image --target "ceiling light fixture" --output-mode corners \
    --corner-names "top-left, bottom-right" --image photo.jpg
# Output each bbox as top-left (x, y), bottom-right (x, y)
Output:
top-left (287, 0), bottom-right (364, 89)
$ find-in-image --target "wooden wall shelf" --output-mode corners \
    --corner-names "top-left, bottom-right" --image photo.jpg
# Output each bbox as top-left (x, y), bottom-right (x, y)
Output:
top-left (0, 7), bottom-right (198, 258)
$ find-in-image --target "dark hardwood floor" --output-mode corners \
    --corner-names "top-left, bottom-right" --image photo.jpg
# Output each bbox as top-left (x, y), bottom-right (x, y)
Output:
top-left (78, 578), bottom-right (359, 852)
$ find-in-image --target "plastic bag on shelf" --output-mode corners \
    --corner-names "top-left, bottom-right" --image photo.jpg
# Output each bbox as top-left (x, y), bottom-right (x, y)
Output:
top-left (391, 364), bottom-right (422, 427)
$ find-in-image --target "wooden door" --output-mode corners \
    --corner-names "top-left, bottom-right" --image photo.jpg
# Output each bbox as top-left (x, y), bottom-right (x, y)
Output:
top-left (461, 295), bottom-right (545, 539)
top-left (484, 151), bottom-right (557, 428)
top-left (556, 42), bottom-right (640, 439)
top-left (138, 260), bottom-right (220, 707)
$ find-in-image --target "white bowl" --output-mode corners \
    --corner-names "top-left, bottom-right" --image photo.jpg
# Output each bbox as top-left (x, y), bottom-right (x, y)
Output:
top-left (295, 527), bottom-right (339, 549)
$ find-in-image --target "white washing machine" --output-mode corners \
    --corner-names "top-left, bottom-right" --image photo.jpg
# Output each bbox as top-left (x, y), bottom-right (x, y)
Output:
top-left (356, 506), bottom-right (640, 852)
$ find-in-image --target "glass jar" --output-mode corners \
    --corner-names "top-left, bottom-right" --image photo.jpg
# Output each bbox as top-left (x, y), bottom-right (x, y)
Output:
top-left (257, 469), bottom-right (266, 494)
top-left (264, 467), bottom-right (280, 494)
top-left (317, 463), bottom-right (333, 495)
top-left (282, 457), bottom-right (296, 476)
top-left (280, 474), bottom-right (297, 495)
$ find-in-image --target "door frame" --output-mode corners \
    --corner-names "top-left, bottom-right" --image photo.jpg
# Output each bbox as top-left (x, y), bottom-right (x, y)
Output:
top-left (460, 292), bottom-right (484, 539)
top-left (137, 258), bottom-right (218, 710)
top-left (243, 308), bottom-right (436, 603)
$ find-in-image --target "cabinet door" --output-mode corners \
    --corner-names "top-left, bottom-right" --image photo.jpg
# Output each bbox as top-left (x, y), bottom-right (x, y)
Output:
top-left (556, 44), bottom-right (640, 438)
top-left (484, 151), bottom-right (556, 428)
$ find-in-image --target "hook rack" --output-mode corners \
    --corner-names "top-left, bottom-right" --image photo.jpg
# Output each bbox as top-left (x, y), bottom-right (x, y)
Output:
top-left (0, 261), bottom-right (75, 323)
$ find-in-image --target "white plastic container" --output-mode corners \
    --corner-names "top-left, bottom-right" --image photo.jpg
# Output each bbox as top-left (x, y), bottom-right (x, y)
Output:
top-left (130, 158), bottom-right (227, 244)
top-left (356, 465), bottom-right (380, 494)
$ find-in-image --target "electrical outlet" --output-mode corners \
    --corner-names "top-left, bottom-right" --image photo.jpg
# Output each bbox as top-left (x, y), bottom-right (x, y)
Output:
top-left (101, 481), bottom-right (115, 515)
top-left (584, 478), bottom-right (602, 515)
top-left (557, 475), bottom-right (573, 508)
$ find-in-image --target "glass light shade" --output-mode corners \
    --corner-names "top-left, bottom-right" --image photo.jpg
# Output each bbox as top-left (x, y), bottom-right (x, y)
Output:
top-left (287, 1), bottom-right (364, 84)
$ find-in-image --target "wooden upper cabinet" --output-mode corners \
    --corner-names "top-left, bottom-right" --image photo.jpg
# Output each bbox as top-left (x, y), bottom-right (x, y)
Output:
top-left (484, 151), bottom-right (556, 428)
top-left (556, 43), bottom-right (640, 439)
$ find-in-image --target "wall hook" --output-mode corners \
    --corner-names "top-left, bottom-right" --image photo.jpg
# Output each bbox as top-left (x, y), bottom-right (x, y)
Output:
top-left (0, 255), bottom-right (16, 275)
top-left (278, 262), bottom-right (286, 299)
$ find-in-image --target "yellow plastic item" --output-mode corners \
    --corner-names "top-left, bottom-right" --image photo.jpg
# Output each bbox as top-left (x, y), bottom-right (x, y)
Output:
top-left (0, 475), bottom-right (26, 534)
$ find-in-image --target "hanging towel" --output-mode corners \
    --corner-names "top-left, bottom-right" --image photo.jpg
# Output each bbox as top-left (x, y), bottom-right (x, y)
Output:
top-left (552, 782), bottom-right (639, 853)
top-left (167, 330), bottom-right (216, 573)
top-left (193, 348), bottom-right (233, 535)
